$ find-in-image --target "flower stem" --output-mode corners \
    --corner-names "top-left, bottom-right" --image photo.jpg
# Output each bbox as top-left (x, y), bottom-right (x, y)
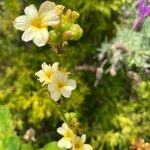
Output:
top-left (56, 98), bottom-right (68, 123)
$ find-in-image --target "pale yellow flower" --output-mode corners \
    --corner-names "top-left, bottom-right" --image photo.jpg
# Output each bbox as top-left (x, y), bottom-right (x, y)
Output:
top-left (48, 71), bottom-right (76, 101)
top-left (57, 122), bottom-right (75, 149)
top-left (13, 1), bottom-right (60, 47)
top-left (35, 62), bottom-right (59, 86)
top-left (72, 134), bottom-right (93, 150)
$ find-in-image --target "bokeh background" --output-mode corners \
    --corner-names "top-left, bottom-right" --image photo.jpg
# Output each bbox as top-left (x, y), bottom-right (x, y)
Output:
top-left (0, 0), bottom-right (150, 149)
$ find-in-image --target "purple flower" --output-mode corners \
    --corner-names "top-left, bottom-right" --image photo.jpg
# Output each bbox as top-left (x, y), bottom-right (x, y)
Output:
top-left (133, 0), bottom-right (150, 31)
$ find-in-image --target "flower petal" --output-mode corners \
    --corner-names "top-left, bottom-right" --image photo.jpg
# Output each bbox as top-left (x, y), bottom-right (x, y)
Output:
top-left (48, 83), bottom-right (61, 101)
top-left (58, 138), bottom-right (66, 148)
top-left (39, 1), bottom-right (56, 15)
top-left (52, 71), bottom-right (68, 82)
top-left (24, 4), bottom-right (38, 19)
top-left (61, 87), bottom-right (71, 98)
top-left (81, 134), bottom-right (86, 143)
top-left (62, 123), bottom-right (69, 130)
top-left (51, 62), bottom-right (59, 69)
top-left (35, 70), bottom-right (45, 81)
top-left (33, 28), bottom-right (49, 47)
top-left (58, 138), bottom-right (72, 149)
top-left (65, 141), bottom-right (72, 149)
top-left (50, 91), bottom-right (61, 101)
top-left (22, 27), bottom-right (37, 42)
top-left (57, 127), bottom-right (64, 135)
top-left (83, 144), bottom-right (93, 150)
top-left (41, 62), bottom-right (50, 72)
top-left (42, 11), bottom-right (60, 27)
top-left (67, 79), bottom-right (77, 90)
top-left (13, 15), bottom-right (30, 31)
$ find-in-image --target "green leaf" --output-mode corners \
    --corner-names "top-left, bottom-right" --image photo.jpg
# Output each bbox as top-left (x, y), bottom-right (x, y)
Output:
top-left (5, 135), bottom-right (20, 150)
top-left (42, 142), bottom-right (66, 150)
top-left (0, 141), bottom-right (5, 150)
top-left (21, 143), bottom-right (34, 150)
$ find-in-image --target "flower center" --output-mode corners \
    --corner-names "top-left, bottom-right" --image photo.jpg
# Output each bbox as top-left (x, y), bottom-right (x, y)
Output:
top-left (74, 140), bottom-right (82, 149)
top-left (46, 70), bottom-right (53, 78)
top-left (31, 17), bottom-right (43, 29)
top-left (57, 81), bottom-right (65, 90)
top-left (64, 130), bottom-right (73, 140)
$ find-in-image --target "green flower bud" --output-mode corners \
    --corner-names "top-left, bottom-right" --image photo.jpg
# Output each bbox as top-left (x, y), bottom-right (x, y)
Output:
top-left (64, 112), bottom-right (72, 122)
top-left (49, 30), bottom-right (60, 44)
top-left (64, 112), bottom-right (77, 123)
top-left (68, 24), bottom-right (83, 41)
top-left (70, 112), bottom-right (77, 118)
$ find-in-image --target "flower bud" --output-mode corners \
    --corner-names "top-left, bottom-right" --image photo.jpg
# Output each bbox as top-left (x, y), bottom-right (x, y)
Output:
top-left (65, 112), bottom-right (72, 122)
top-left (49, 30), bottom-right (59, 44)
top-left (67, 24), bottom-right (83, 41)
top-left (71, 11), bottom-right (80, 20)
top-left (55, 5), bottom-right (65, 16)
top-left (63, 31), bottom-right (73, 41)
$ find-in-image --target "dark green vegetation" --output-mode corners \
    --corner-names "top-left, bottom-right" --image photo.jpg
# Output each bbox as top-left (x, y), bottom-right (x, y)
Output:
top-left (0, 0), bottom-right (149, 149)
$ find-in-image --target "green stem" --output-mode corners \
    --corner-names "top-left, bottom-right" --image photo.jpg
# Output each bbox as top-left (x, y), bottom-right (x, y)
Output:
top-left (57, 104), bottom-right (67, 123)
top-left (56, 98), bottom-right (68, 124)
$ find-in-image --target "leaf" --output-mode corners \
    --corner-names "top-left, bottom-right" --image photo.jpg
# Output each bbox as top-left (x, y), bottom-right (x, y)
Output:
top-left (42, 142), bottom-right (66, 150)
top-left (0, 141), bottom-right (5, 150)
top-left (21, 143), bottom-right (34, 150)
top-left (5, 135), bottom-right (20, 150)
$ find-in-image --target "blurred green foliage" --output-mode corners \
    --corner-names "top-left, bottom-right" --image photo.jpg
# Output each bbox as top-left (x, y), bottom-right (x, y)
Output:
top-left (0, 0), bottom-right (150, 150)
top-left (0, 105), bottom-right (20, 150)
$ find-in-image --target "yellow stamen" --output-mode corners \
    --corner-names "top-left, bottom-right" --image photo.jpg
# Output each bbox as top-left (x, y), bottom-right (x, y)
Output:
top-left (64, 130), bottom-right (73, 140)
top-left (31, 17), bottom-right (43, 29)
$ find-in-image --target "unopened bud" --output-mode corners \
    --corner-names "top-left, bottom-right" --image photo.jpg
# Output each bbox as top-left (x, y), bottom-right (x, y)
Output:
top-left (66, 9), bottom-right (72, 16)
top-left (69, 24), bottom-right (83, 41)
top-left (23, 128), bottom-right (36, 142)
top-left (55, 5), bottom-right (65, 16)
top-left (78, 129), bottom-right (84, 135)
top-left (72, 11), bottom-right (80, 20)
top-left (63, 31), bottom-right (73, 41)
top-left (110, 66), bottom-right (117, 76)
top-left (49, 30), bottom-right (59, 44)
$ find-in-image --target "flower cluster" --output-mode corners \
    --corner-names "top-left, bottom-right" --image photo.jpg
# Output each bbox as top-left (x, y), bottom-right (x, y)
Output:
top-left (14, 1), bottom-right (92, 149)
top-left (57, 122), bottom-right (92, 150)
top-left (133, 0), bottom-right (150, 31)
top-left (35, 62), bottom-right (76, 101)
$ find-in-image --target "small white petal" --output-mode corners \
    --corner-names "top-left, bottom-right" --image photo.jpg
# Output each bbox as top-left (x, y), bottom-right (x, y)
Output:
top-left (33, 28), bottom-right (49, 47)
top-left (58, 138), bottom-right (66, 148)
top-left (52, 62), bottom-right (59, 69)
top-left (58, 138), bottom-right (72, 149)
top-left (57, 127), bottom-right (64, 135)
top-left (81, 134), bottom-right (86, 143)
top-left (62, 123), bottom-right (69, 130)
top-left (35, 70), bottom-right (44, 80)
top-left (50, 91), bottom-right (61, 101)
top-left (52, 71), bottom-right (68, 82)
top-left (48, 82), bottom-right (57, 93)
top-left (48, 82), bottom-right (61, 101)
top-left (13, 15), bottom-right (29, 31)
top-left (42, 11), bottom-right (60, 27)
top-left (67, 79), bottom-right (77, 90)
top-left (41, 62), bottom-right (50, 71)
top-left (65, 141), bottom-right (72, 149)
top-left (61, 87), bottom-right (71, 98)
top-left (24, 4), bottom-right (38, 19)
top-left (39, 1), bottom-right (56, 15)
top-left (83, 144), bottom-right (93, 150)
top-left (22, 27), bottom-right (37, 42)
